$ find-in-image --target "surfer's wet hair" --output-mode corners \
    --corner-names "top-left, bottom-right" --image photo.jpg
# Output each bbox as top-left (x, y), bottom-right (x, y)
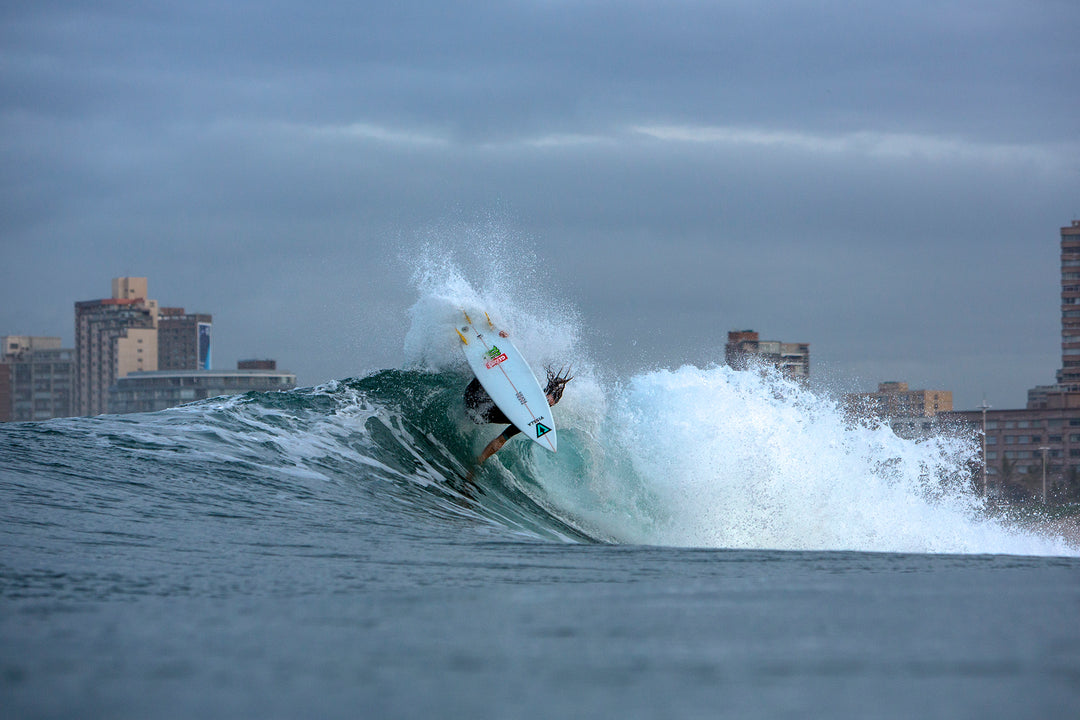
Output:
top-left (544, 365), bottom-right (574, 405)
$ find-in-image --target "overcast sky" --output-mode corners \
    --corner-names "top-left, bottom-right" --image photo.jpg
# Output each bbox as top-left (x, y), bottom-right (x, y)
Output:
top-left (2, 0), bottom-right (1078, 410)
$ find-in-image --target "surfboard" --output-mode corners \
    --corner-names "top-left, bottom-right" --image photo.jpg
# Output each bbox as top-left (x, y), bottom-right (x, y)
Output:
top-left (457, 310), bottom-right (557, 452)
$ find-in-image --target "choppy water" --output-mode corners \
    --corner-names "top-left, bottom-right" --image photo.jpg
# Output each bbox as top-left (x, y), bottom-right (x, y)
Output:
top-left (3, 262), bottom-right (1079, 717)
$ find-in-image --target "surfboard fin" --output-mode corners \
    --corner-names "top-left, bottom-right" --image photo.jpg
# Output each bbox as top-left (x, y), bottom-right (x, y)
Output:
top-left (455, 327), bottom-right (469, 345)
top-left (484, 312), bottom-right (494, 328)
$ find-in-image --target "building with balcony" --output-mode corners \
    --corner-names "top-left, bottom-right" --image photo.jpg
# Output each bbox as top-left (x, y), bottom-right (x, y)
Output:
top-left (74, 278), bottom-right (159, 416)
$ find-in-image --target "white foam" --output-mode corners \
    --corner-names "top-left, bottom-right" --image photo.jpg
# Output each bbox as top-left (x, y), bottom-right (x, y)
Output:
top-left (534, 364), bottom-right (1076, 555)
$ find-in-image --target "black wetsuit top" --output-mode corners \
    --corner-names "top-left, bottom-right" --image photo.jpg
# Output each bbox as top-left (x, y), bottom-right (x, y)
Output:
top-left (464, 377), bottom-right (521, 439)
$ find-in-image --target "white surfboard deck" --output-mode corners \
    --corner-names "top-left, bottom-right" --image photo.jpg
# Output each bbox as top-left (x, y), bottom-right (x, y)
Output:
top-left (457, 310), bottom-right (557, 452)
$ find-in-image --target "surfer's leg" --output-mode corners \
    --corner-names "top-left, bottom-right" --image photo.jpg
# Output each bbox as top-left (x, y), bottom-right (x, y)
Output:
top-left (465, 432), bottom-right (507, 483)
top-left (467, 426), bottom-right (519, 482)
top-left (475, 425), bottom-right (520, 467)
top-left (476, 431), bottom-right (510, 466)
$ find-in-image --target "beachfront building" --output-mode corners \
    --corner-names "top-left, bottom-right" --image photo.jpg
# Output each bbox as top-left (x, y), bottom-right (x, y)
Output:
top-left (74, 277), bottom-right (159, 416)
top-left (109, 363), bottom-right (297, 414)
top-left (725, 330), bottom-right (810, 380)
top-left (158, 307), bottom-right (212, 371)
top-left (940, 406), bottom-right (1080, 503)
top-left (1027, 219), bottom-right (1080, 408)
top-left (0, 336), bottom-right (75, 421)
top-left (847, 381), bottom-right (953, 418)
top-left (1056, 220), bottom-right (1080, 387)
top-left (844, 381), bottom-right (953, 440)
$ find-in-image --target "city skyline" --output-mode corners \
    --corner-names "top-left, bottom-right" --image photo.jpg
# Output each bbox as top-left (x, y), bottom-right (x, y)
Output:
top-left (1, 236), bottom-right (1075, 413)
top-left (2, 276), bottom-right (298, 419)
top-left (2, 2), bottom-right (1078, 409)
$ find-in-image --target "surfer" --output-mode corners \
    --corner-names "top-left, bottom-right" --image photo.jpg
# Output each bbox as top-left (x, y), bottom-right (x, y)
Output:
top-left (466, 365), bottom-right (573, 466)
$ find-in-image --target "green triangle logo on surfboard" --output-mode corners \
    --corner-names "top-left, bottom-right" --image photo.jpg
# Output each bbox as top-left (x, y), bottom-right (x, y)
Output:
top-left (535, 422), bottom-right (551, 438)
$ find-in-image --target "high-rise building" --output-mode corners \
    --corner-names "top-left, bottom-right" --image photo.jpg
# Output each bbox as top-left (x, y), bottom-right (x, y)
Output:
top-left (941, 221), bottom-right (1080, 501)
top-left (1, 336), bottom-right (75, 421)
top-left (74, 278), bottom-right (159, 416)
top-left (158, 308), bottom-right (212, 371)
top-left (725, 330), bottom-right (810, 380)
top-left (1027, 220), bottom-right (1080, 409)
top-left (1056, 220), bottom-right (1080, 386)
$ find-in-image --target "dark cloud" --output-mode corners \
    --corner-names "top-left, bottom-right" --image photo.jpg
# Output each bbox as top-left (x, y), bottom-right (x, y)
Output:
top-left (2, 1), bottom-right (1078, 409)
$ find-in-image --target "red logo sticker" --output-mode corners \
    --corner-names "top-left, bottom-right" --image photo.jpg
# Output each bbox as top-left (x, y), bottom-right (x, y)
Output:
top-left (485, 353), bottom-right (508, 369)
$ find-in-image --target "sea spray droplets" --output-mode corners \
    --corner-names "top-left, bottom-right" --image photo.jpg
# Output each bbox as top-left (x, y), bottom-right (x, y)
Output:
top-left (533, 364), bottom-right (1073, 555)
top-left (402, 235), bottom-right (586, 385)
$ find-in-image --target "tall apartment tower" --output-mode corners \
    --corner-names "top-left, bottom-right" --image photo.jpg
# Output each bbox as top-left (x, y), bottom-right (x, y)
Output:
top-left (1059, 221), bottom-right (1080, 386)
top-left (158, 308), bottom-right (212, 371)
top-left (1027, 221), bottom-right (1080, 409)
top-left (74, 278), bottom-right (159, 416)
top-left (725, 330), bottom-right (810, 380)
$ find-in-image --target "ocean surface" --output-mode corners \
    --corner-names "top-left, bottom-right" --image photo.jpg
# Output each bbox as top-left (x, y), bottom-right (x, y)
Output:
top-left (3, 271), bottom-right (1080, 718)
